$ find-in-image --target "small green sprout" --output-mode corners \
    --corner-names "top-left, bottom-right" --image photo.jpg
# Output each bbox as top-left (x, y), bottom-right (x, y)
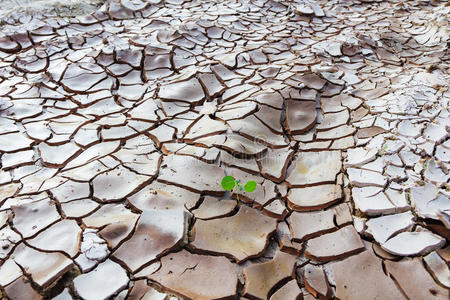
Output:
top-left (244, 180), bottom-right (257, 192)
top-left (221, 175), bottom-right (257, 202)
top-left (221, 176), bottom-right (235, 191)
top-left (378, 144), bottom-right (388, 156)
top-left (423, 160), bottom-right (429, 171)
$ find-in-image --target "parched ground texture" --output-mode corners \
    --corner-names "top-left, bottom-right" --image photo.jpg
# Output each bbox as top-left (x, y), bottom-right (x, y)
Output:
top-left (0, 0), bottom-right (449, 299)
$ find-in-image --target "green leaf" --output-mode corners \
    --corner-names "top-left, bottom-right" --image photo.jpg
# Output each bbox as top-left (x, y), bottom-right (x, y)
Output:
top-left (221, 176), bottom-right (235, 191)
top-left (244, 180), bottom-right (257, 192)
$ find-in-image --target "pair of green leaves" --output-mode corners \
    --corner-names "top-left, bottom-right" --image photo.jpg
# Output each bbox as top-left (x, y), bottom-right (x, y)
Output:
top-left (221, 176), bottom-right (257, 193)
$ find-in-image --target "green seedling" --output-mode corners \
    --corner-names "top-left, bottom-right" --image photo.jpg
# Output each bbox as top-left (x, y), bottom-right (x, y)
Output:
top-left (221, 175), bottom-right (257, 203)
top-left (378, 144), bottom-right (388, 156)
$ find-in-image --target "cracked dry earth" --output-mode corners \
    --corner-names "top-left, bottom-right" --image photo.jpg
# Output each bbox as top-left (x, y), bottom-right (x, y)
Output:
top-left (0, 0), bottom-right (449, 299)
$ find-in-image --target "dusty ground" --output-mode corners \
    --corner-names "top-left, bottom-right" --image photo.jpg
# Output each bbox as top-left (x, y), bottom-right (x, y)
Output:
top-left (0, 0), bottom-right (103, 20)
top-left (0, 0), bottom-right (449, 299)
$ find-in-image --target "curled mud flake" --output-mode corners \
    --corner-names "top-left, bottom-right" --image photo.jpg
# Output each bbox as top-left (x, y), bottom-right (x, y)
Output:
top-left (329, 250), bottom-right (406, 300)
top-left (305, 226), bottom-right (365, 262)
top-left (149, 250), bottom-right (238, 300)
top-left (381, 231), bottom-right (445, 257)
top-left (191, 196), bottom-right (236, 220)
top-left (92, 166), bottom-right (150, 202)
top-left (287, 184), bottom-right (342, 211)
top-left (4, 276), bottom-right (41, 300)
top-left (304, 264), bottom-right (332, 299)
top-left (159, 78), bottom-right (205, 105)
top-left (243, 250), bottom-right (297, 300)
top-left (423, 251), bottom-right (450, 288)
top-left (285, 100), bottom-right (317, 135)
top-left (365, 211), bottom-right (415, 244)
top-left (11, 244), bottom-right (73, 289)
top-left (0, 132), bottom-right (33, 153)
top-left (269, 279), bottom-right (303, 300)
top-left (12, 199), bottom-right (60, 238)
top-left (112, 209), bottom-right (189, 272)
top-left (287, 151), bottom-right (342, 187)
top-left (191, 205), bottom-right (277, 262)
top-left (385, 257), bottom-right (449, 299)
top-left (27, 219), bottom-right (82, 257)
top-left (74, 260), bottom-right (129, 300)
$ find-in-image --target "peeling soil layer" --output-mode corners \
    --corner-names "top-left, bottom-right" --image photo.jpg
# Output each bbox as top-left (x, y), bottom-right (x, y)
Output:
top-left (0, 0), bottom-right (449, 299)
